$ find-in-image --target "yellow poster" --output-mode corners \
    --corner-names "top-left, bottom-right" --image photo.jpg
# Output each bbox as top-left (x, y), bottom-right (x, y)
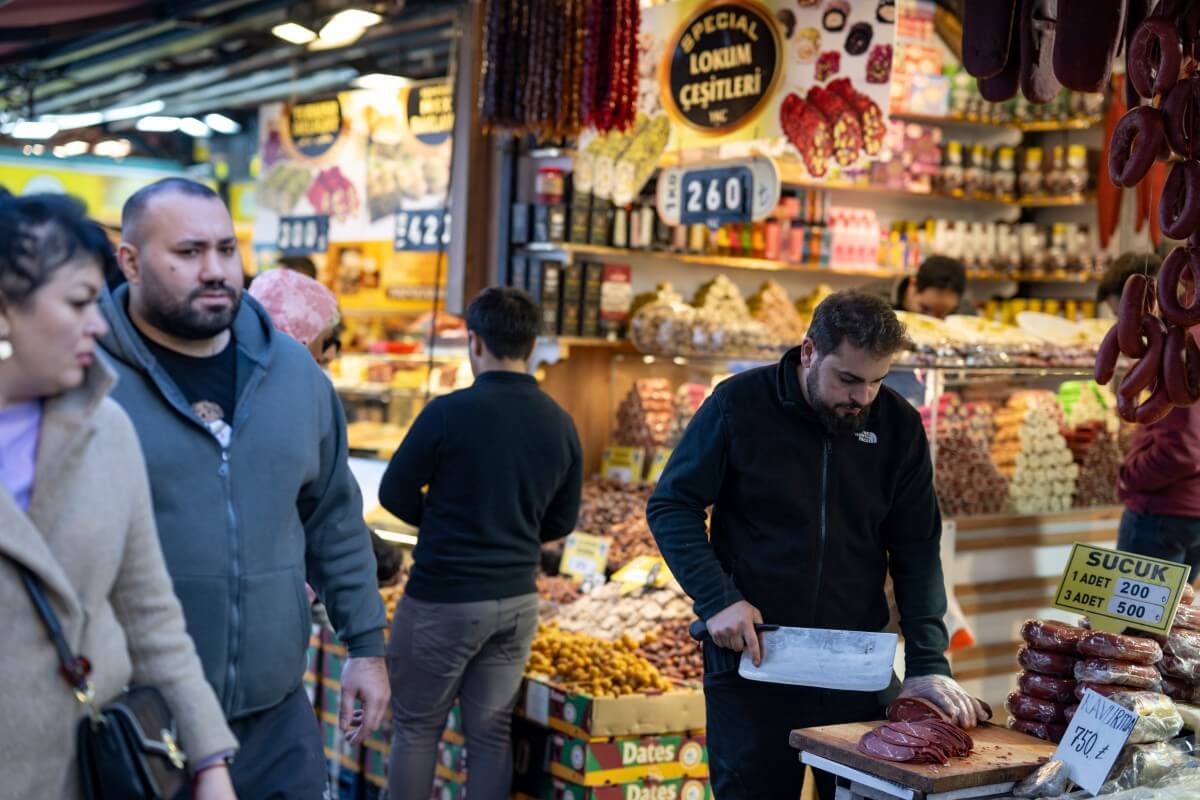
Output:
top-left (1054, 544), bottom-right (1189, 635)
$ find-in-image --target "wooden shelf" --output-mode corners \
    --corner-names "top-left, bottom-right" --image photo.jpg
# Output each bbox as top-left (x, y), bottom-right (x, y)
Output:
top-left (518, 242), bottom-right (908, 279)
top-left (1020, 117), bottom-right (1102, 132)
top-left (967, 269), bottom-right (1096, 284)
top-left (890, 112), bottom-right (1101, 133)
top-left (1015, 193), bottom-right (1095, 208)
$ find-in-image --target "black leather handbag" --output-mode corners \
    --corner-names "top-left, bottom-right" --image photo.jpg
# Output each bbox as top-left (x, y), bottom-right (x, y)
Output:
top-left (19, 566), bottom-right (189, 800)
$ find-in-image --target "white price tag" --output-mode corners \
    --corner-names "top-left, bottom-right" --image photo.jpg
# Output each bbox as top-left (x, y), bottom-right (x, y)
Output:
top-left (1052, 689), bottom-right (1137, 795)
top-left (523, 680), bottom-right (550, 726)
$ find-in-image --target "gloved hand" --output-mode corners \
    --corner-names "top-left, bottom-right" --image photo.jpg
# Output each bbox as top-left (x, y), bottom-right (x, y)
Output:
top-left (898, 674), bottom-right (990, 729)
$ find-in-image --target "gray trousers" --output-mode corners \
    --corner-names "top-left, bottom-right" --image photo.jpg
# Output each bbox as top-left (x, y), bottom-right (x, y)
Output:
top-left (386, 592), bottom-right (539, 800)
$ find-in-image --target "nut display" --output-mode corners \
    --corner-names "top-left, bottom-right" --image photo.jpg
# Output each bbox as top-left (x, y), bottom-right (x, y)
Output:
top-left (749, 281), bottom-right (808, 347)
top-left (638, 619), bottom-right (704, 686)
top-left (537, 574), bottom-right (582, 612)
top-left (613, 379), bottom-right (674, 457)
top-left (546, 580), bottom-right (692, 643)
top-left (922, 394), bottom-right (1008, 518)
top-left (526, 624), bottom-right (674, 696)
top-left (575, 480), bottom-right (659, 570)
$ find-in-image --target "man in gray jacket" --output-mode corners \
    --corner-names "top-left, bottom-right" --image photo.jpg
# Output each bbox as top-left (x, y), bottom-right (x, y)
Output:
top-left (99, 178), bottom-right (389, 798)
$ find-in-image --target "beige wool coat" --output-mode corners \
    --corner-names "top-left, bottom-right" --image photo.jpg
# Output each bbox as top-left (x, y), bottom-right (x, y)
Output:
top-left (0, 363), bottom-right (237, 799)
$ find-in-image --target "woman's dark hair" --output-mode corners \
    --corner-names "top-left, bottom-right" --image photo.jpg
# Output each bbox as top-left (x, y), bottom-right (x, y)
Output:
top-left (808, 290), bottom-right (915, 359)
top-left (1097, 252), bottom-right (1163, 304)
top-left (0, 190), bottom-right (117, 308)
top-left (465, 286), bottom-right (540, 360)
top-left (915, 255), bottom-right (967, 296)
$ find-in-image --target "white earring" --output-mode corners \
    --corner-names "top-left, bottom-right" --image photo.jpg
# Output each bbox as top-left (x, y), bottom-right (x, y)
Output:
top-left (0, 338), bottom-right (11, 360)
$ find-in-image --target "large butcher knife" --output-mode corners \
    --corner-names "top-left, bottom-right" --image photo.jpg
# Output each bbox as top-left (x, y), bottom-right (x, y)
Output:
top-left (689, 620), bottom-right (898, 692)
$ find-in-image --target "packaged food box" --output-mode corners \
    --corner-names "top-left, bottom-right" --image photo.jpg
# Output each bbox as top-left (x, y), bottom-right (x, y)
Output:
top-left (519, 678), bottom-right (706, 739)
top-left (549, 732), bottom-right (708, 785)
top-left (544, 776), bottom-right (713, 800)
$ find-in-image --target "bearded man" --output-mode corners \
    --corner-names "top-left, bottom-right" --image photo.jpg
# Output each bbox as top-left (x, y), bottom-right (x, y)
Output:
top-left (647, 290), bottom-right (985, 800)
top-left (98, 178), bottom-right (388, 799)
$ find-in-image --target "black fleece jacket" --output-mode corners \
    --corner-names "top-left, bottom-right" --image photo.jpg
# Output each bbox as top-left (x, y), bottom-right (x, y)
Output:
top-left (646, 347), bottom-right (952, 678)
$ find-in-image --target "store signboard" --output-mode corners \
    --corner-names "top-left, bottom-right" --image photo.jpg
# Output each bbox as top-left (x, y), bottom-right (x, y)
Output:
top-left (559, 533), bottom-right (612, 581)
top-left (1052, 689), bottom-right (1136, 795)
top-left (657, 155), bottom-right (780, 227)
top-left (1053, 544), bottom-right (1189, 635)
top-left (394, 208), bottom-right (450, 252)
top-left (618, 0), bottom-right (894, 176)
top-left (276, 215), bottom-right (330, 256)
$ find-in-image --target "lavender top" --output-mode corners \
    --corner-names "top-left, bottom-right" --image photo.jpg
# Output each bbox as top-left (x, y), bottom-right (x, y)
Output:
top-left (0, 400), bottom-right (42, 511)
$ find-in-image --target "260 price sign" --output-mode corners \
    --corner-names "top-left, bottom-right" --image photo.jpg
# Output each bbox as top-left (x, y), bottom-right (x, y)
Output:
top-left (394, 209), bottom-right (451, 252)
top-left (277, 215), bottom-right (330, 256)
top-left (679, 166), bottom-right (753, 229)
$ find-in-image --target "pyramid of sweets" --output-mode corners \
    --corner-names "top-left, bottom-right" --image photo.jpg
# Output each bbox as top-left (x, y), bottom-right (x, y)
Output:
top-left (992, 391), bottom-right (1078, 514)
top-left (1065, 422), bottom-right (1122, 508)
top-left (749, 280), bottom-right (807, 348)
top-left (921, 393), bottom-right (1008, 517)
top-left (613, 379), bottom-right (675, 457)
top-left (665, 383), bottom-right (709, 448)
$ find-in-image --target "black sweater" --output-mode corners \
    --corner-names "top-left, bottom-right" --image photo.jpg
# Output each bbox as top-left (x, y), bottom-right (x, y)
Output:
top-left (379, 371), bottom-right (583, 602)
top-left (646, 347), bottom-right (952, 678)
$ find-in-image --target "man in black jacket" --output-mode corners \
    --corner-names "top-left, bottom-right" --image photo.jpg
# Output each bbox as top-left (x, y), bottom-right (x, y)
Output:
top-left (380, 286), bottom-right (582, 800)
top-left (647, 291), bottom-right (984, 800)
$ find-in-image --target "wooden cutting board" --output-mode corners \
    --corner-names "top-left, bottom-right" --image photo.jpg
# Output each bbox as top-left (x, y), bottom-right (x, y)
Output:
top-left (790, 721), bottom-right (1055, 793)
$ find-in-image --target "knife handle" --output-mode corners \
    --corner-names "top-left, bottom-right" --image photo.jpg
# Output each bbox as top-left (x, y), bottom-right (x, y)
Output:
top-left (688, 620), bottom-right (778, 642)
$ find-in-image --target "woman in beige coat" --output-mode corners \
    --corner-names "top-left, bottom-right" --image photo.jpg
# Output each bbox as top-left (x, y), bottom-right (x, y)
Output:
top-left (0, 192), bottom-right (238, 799)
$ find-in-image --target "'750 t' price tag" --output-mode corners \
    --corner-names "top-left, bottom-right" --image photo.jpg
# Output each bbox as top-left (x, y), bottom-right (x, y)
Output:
top-left (1052, 689), bottom-right (1137, 795)
top-left (394, 209), bottom-right (450, 252)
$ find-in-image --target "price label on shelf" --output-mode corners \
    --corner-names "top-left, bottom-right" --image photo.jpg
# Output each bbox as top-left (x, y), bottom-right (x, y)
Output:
top-left (1052, 689), bottom-right (1137, 795)
top-left (600, 446), bottom-right (645, 484)
top-left (646, 448), bottom-right (673, 485)
top-left (277, 215), bottom-right (329, 256)
top-left (1053, 544), bottom-right (1188, 635)
top-left (657, 155), bottom-right (780, 228)
top-left (612, 556), bottom-right (673, 594)
top-left (559, 532), bottom-right (611, 581)
top-left (394, 208), bottom-right (451, 252)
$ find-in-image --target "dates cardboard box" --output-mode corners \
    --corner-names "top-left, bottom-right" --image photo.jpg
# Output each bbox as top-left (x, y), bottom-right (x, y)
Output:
top-left (549, 732), bottom-right (708, 786)
top-left (519, 677), bottom-right (706, 739)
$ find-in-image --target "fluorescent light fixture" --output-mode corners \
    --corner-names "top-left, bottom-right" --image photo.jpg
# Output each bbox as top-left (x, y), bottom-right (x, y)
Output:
top-left (135, 116), bottom-right (181, 132)
top-left (272, 22), bottom-right (317, 45)
top-left (11, 120), bottom-right (59, 140)
top-left (93, 138), bottom-right (132, 159)
top-left (179, 117), bottom-right (210, 137)
top-left (104, 100), bottom-right (165, 122)
top-left (203, 113), bottom-right (241, 134)
top-left (312, 8), bottom-right (382, 48)
top-left (53, 140), bottom-right (90, 158)
top-left (41, 112), bottom-right (104, 130)
top-left (352, 73), bottom-right (412, 91)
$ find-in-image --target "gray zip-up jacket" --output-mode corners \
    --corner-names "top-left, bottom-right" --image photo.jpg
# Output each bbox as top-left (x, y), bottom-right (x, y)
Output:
top-left (98, 285), bottom-right (385, 720)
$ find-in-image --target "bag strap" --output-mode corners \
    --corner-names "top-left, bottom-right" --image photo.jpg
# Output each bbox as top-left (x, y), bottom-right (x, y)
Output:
top-left (17, 565), bottom-right (101, 719)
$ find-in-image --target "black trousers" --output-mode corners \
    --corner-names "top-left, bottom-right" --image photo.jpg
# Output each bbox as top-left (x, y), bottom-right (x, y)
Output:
top-left (228, 687), bottom-right (328, 800)
top-left (703, 641), bottom-right (889, 800)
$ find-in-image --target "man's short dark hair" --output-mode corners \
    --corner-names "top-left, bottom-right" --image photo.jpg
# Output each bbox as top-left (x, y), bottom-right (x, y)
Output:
top-left (0, 190), bottom-right (117, 308)
top-left (121, 177), bottom-right (222, 245)
top-left (1098, 252), bottom-right (1163, 304)
top-left (915, 256), bottom-right (967, 296)
top-left (465, 286), bottom-right (540, 360)
top-left (808, 290), bottom-right (915, 359)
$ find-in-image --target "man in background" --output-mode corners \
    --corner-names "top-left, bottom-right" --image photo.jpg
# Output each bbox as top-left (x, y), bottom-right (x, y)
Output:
top-left (100, 178), bottom-right (389, 799)
top-left (887, 255), bottom-right (971, 319)
top-left (380, 286), bottom-right (582, 800)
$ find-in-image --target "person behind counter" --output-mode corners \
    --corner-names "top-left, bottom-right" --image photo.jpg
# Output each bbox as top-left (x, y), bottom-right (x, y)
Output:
top-left (647, 290), bottom-right (987, 800)
top-left (1100, 252), bottom-right (1200, 580)
top-left (379, 286), bottom-right (583, 800)
top-left (0, 191), bottom-right (237, 799)
top-left (887, 255), bottom-right (970, 319)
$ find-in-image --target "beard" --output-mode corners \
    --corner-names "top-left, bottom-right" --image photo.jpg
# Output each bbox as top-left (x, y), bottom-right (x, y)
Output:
top-left (139, 269), bottom-right (241, 341)
top-left (806, 366), bottom-right (870, 436)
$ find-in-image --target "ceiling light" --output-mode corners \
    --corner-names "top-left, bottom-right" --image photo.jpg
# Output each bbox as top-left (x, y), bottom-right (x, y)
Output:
top-left (93, 139), bottom-right (132, 159)
top-left (203, 113), bottom-right (240, 134)
top-left (272, 22), bottom-right (317, 45)
top-left (104, 100), bottom-right (165, 122)
top-left (40, 112), bottom-right (104, 130)
top-left (11, 120), bottom-right (59, 140)
top-left (53, 140), bottom-right (90, 158)
top-left (179, 117), bottom-right (211, 137)
top-left (135, 116), bottom-right (181, 132)
top-left (313, 8), bottom-right (382, 48)
top-left (352, 73), bottom-right (413, 91)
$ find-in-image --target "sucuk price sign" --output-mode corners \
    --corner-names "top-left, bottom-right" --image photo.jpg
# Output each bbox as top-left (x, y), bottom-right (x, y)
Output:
top-left (1053, 689), bottom-right (1137, 795)
top-left (394, 208), bottom-right (450, 252)
top-left (277, 215), bottom-right (329, 256)
top-left (1053, 544), bottom-right (1189, 635)
top-left (559, 532), bottom-right (611, 582)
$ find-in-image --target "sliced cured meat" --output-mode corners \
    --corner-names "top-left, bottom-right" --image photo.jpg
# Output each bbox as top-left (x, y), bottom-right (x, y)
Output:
top-left (886, 697), bottom-right (949, 723)
top-left (858, 731), bottom-right (916, 762)
top-left (1021, 619), bottom-right (1088, 654)
top-left (1019, 646), bottom-right (1079, 678)
top-left (1078, 631), bottom-right (1164, 664)
top-left (875, 725), bottom-right (931, 748)
top-left (1019, 671), bottom-right (1078, 703)
top-left (1075, 658), bottom-right (1162, 689)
